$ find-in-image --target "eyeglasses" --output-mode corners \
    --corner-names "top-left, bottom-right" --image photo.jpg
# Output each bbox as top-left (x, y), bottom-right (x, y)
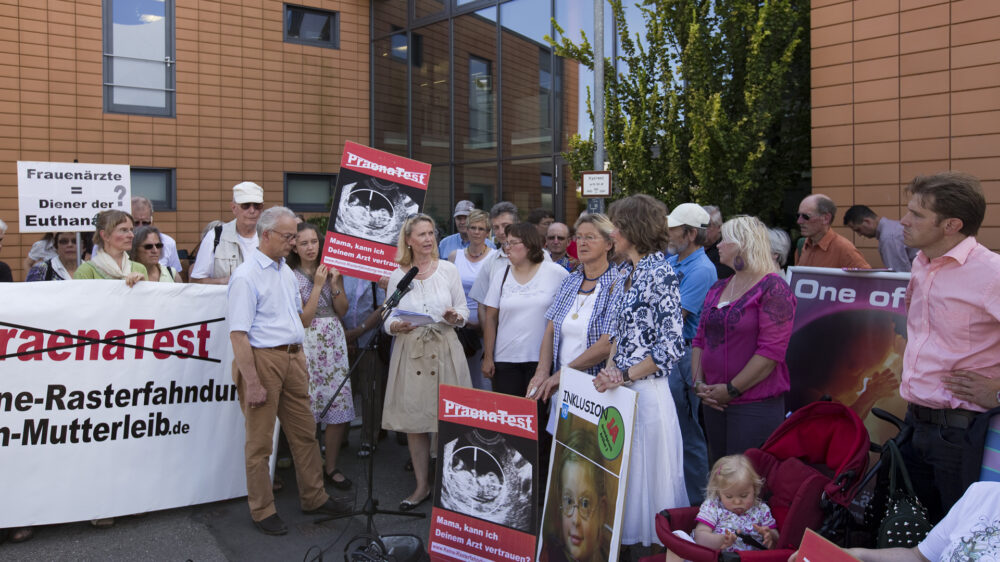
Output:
top-left (797, 212), bottom-right (814, 221)
top-left (142, 243), bottom-right (164, 250)
top-left (57, 237), bottom-right (77, 246)
top-left (239, 202), bottom-right (264, 211)
top-left (467, 226), bottom-right (488, 233)
top-left (270, 230), bottom-right (297, 242)
top-left (501, 240), bottom-right (524, 249)
top-left (560, 494), bottom-right (595, 520)
top-left (546, 235), bottom-right (567, 241)
top-left (574, 234), bottom-right (602, 244)
top-left (134, 220), bottom-right (152, 226)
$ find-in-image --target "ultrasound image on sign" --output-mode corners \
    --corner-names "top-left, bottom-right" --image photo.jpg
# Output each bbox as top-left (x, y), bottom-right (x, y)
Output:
top-left (332, 170), bottom-right (420, 245)
top-left (439, 429), bottom-right (534, 533)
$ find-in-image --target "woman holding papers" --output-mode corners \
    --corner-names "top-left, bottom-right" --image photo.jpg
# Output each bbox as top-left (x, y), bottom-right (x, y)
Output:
top-left (592, 194), bottom-right (689, 549)
top-left (527, 213), bottom-right (619, 435)
top-left (382, 213), bottom-right (471, 511)
top-left (289, 222), bottom-right (354, 490)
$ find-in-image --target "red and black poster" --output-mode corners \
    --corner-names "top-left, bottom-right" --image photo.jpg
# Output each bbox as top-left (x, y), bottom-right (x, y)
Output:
top-left (322, 141), bottom-right (430, 281)
top-left (429, 385), bottom-right (539, 562)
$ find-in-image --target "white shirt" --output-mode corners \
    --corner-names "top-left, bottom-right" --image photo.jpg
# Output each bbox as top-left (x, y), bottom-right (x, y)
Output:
top-left (227, 249), bottom-right (305, 348)
top-left (191, 227), bottom-right (258, 279)
top-left (918, 481), bottom-right (1000, 561)
top-left (484, 261), bottom-right (568, 363)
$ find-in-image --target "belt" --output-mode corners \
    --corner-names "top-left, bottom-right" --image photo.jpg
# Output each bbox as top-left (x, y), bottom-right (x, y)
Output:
top-left (259, 344), bottom-right (302, 354)
top-left (909, 404), bottom-right (978, 430)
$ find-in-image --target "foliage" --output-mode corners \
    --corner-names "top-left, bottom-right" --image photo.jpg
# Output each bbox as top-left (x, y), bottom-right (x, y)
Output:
top-left (550, 0), bottom-right (810, 223)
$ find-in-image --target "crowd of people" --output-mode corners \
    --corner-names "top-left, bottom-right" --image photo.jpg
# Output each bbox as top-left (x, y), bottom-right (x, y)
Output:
top-left (3, 171), bottom-right (998, 562)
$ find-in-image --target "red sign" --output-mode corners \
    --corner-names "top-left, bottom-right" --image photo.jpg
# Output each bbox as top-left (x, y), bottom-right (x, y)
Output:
top-left (797, 529), bottom-right (860, 562)
top-left (430, 385), bottom-right (539, 561)
top-left (322, 141), bottom-right (430, 281)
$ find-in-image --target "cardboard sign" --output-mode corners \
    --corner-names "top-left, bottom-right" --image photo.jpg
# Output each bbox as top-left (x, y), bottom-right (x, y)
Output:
top-left (537, 368), bottom-right (637, 562)
top-left (17, 161), bottom-right (132, 233)
top-left (322, 142), bottom-right (430, 281)
top-left (430, 385), bottom-right (539, 562)
top-left (797, 529), bottom-right (861, 562)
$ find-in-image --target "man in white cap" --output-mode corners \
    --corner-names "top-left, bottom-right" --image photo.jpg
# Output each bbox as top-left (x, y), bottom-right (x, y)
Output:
top-left (438, 200), bottom-right (495, 258)
top-left (191, 181), bottom-right (264, 284)
top-left (666, 202), bottom-right (717, 504)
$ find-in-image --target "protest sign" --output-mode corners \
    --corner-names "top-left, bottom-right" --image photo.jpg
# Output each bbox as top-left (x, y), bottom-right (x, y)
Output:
top-left (17, 161), bottom-right (131, 233)
top-left (430, 385), bottom-right (539, 562)
top-left (322, 142), bottom-right (430, 281)
top-left (0, 281), bottom-right (244, 527)
top-left (538, 368), bottom-right (637, 562)
top-left (785, 266), bottom-right (910, 445)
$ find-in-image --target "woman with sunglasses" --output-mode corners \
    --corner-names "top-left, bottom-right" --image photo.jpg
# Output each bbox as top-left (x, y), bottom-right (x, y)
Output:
top-left (131, 225), bottom-right (182, 282)
top-left (25, 232), bottom-right (80, 281)
top-left (447, 209), bottom-right (496, 391)
top-left (74, 210), bottom-right (145, 286)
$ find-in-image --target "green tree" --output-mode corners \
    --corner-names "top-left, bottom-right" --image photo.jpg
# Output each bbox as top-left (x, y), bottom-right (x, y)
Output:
top-left (552, 0), bottom-right (810, 223)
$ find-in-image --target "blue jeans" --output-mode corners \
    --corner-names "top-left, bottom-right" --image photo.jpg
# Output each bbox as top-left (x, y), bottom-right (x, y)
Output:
top-left (668, 346), bottom-right (709, 505)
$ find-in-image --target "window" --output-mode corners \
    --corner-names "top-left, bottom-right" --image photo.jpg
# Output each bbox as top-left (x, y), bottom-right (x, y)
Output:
top-left (285, 173), bottom-right (337, 212)
top-left (284, 4), bottom-right (339, 49)
top-left (131, 168), bottom-right (176, 211)
top-left (469, 56), bottom-right (495, 148)
top-left (103, 0), bottom-right (175, 117)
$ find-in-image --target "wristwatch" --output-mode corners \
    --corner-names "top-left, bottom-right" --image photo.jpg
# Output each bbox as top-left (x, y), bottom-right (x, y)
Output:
top-left (621, 367), bottom-right (634, 386)
top-left (726, 382), bottom-right (742, 398)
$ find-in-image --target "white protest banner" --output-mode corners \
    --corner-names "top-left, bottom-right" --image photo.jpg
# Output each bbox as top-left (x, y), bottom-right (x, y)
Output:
top-left (538, 368), bottom-right (637, 562)
top-left (17, 161), bottom-right (131, 233)
top-left (0, 281), bottom-right (245, 527)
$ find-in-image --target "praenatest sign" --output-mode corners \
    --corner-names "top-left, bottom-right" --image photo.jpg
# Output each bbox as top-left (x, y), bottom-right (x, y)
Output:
top-left (17, 161), bottom-right (132, 233)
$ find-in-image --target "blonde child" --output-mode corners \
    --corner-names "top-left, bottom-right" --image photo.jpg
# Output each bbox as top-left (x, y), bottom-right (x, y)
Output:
top-left (667, 455), bottom-right (778, 560)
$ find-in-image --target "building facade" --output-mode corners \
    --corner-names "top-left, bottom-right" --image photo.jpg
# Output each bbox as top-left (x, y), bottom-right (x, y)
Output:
top-left (811, 0), bottom-right (1000, 265)
top-left (0, 0), bottom-right (588, 280)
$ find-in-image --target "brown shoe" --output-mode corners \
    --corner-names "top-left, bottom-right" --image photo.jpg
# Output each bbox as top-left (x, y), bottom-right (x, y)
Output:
top-left (253, 514), bottom-right (288, 536)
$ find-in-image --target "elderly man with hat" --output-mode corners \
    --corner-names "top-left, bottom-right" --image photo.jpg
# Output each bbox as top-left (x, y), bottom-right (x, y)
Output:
top-left (666, 202), bottom-right (717, 504)
top-left (438, 200), bottom-right (495, 258)
top-left (191, 181), bottom-right (265, 284)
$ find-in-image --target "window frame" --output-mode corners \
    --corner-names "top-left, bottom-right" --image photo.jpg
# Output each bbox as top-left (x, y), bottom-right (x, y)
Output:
top-left (284, 4), bottom-right (341, 50)
top-left (130, 167), bottom-right (177, 212)
top-left (102, 0), bottom-right (176, 117)
top-left (284, 172), bottom-right (338, 213)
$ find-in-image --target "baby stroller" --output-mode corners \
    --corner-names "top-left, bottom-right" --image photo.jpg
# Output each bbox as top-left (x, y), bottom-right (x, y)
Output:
top-left (643, 400), bottom-right (870, 562)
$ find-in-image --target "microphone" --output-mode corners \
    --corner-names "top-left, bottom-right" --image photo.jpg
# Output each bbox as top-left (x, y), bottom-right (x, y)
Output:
top-left (383, 266), bottom-right (418, 310)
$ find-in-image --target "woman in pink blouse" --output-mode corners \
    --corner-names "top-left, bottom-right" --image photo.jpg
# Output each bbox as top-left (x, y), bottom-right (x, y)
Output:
top-left (691, 216), bottom-right (796, 465)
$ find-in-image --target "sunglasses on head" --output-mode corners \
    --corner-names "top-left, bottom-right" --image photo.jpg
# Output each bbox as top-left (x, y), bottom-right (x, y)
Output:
top-left (143, 243), bottom-right (164, 250)
top-left (239, 202), bottom-right (264, 211)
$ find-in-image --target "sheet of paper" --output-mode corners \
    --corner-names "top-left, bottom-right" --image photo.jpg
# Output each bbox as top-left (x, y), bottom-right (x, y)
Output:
top-left (394, 309), bottom-right (435, 326)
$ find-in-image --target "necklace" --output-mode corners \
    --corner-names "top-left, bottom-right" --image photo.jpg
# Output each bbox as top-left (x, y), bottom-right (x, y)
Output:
top-left (571, 289), bottom-right (595, 320)
top-left (466, 245), bottom-right (486, 259)
top-left (583, 264), bottom-right (609, 282)
top-left (719, 275), bottom-right (755, 307)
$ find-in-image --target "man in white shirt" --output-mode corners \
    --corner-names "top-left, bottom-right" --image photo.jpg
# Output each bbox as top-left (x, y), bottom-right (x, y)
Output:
top-left (191, 182), bottom-right (263, 284)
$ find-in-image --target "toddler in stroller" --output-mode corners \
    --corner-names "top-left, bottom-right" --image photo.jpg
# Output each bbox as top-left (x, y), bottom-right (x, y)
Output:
top-left (667, 455), bottom-right (778, 559)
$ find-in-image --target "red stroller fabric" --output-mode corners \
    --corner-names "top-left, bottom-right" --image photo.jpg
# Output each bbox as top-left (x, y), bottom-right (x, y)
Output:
top-left (643, 401), bottom-right (870, 562)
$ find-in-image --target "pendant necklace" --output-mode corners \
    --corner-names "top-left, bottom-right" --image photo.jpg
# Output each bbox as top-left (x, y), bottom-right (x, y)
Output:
top-left (572, 285), bottom-right (597, 319)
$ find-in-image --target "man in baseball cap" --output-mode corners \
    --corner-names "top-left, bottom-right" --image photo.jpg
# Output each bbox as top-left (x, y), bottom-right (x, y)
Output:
top-left (438, 200), bottom-right (495, 257)
top-left (191, 181), bottom-right (265, 284)
top-left (665, 201), bottom-right (717, 504)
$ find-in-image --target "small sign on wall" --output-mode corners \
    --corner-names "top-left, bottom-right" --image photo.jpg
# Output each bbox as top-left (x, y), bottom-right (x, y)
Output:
top-left (580, 171), bottom-right (612, 197)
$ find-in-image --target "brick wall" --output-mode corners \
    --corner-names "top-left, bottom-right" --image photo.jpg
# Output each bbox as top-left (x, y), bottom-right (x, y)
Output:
top-left (811, 0), bottom-right (1000, 266)
top-left (0, 0), bottom-right (369, 280)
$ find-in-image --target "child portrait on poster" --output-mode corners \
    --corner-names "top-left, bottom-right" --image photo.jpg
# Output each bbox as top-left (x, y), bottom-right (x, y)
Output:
top-left (541, 429), bottom-right (611, 562)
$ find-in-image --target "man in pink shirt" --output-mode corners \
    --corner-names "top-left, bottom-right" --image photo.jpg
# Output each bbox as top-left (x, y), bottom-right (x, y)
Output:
top-left (898, 171), bottom-right (1000, 523)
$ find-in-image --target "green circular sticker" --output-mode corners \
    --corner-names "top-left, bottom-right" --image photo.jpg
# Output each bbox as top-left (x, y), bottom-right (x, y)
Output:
top-left (597, 406), bottom-right (625, 461)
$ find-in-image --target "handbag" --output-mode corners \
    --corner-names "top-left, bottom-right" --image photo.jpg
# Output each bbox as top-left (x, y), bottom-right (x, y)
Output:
top-left (454, 326), bottom-right (481, 357)
top-left (876, 439), bottom-right (933, 548)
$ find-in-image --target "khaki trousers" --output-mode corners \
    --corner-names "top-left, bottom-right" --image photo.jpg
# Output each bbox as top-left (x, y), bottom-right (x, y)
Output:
top-left (234, 348), bottom-right (328, 521)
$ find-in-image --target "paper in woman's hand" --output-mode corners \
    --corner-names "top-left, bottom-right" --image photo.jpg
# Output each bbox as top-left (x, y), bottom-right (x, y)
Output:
top-left (394, 309), bottom-right (436, 326)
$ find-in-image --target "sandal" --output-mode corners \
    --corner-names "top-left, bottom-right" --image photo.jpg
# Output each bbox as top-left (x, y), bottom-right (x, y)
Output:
top-left (10, 527), bottom-right (34, 543)
top-left (357, 443), bottom-right (375, 458)
top-left (325, 468), bottom-right (353, 490)
top-left (399, 490), bottom-right (431, 512)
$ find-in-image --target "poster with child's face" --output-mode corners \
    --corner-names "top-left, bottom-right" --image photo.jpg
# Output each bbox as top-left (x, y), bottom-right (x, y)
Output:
top-left (538, 368), bottom-right (637, 562)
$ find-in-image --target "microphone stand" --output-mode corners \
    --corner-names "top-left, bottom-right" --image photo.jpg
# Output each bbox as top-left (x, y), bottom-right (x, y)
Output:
top-left (313, 282), bottom-right (424, 534)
